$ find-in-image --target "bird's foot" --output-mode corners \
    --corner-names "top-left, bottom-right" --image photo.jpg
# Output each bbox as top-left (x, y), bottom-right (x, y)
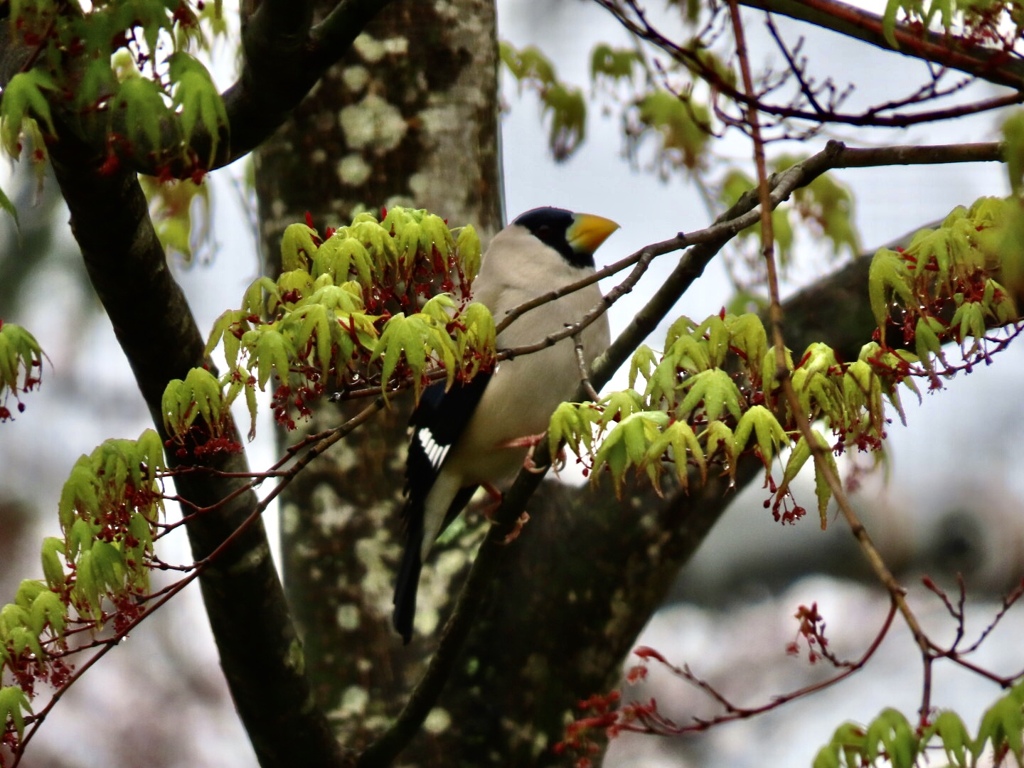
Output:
top-left (501, 433), bottom-right (545, 450)
top-left (501, 434), bottom-right (566, 474)
top-left (524, 442), bottom-right (568, 474)
top-left (480, 483), bottom-right (503, 520)
top-left (502, 512), bottom-right (531, 545)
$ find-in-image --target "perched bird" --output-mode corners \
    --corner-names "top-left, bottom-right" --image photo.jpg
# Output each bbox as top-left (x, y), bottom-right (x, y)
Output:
top-left (393, 206), bottom-right (618, 643)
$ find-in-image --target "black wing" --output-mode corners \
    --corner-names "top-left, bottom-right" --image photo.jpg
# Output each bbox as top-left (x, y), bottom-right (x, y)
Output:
top-left (404, 372), bottom-right (493, 515)
top-left (393, 372), bottom-right (492, 643)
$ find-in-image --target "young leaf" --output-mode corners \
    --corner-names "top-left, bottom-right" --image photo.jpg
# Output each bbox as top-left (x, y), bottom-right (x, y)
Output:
top-left (314, 235), bottom-right (373, 286)
top-left (590, 44), bottom-right (640, 84)
top-left (1003, 110), bottom-right (1024, 194)
top-left (29, 589), bottom-right (66, 638)
top-left (58, 462), bottom-right (100, 532)
top-left (728, 313), bottom-right (768, 369)
top-left (809, 430), bottom-right (838, 527)
top-left (733, 405), bottom-right (789, 465)
top-left (677, 369), bottom-right (743, 423)
top-left (818, 721), bottom-right (868, 768)
top-left (628, 345), bottom-right (657, 390)
top-left (167, 52), bottom-right (229, 165)
top-left (914, 315), bottom-right (946, 369)
top-left (372, 313), bottom-right (431, 390)
top-left (0, 685), bottom-right (32, 739)
top-left (116, 75), bottom-right (170, 152)
top-left (500, 42), bottom-right (557, 86)
top-left (868, 248), bottom-right (915, 340)
top-left (647, 419), bottom-right (706, 490)
top-left (701, 420), bottom-right (737, 478)
top-left (974, 692), bottom-right (1024, 763)
top-left (635, 89), bottom-right (709, 171)
top-left (599, 389), bottom-right (646, 427)
top-left (881, 0), bottom-right (901, 49)
top-left (864, 708), bottom-right (916, 768)
top-left (594, 411), bottom-right (669, 496)
top-left (549, 401), bottom-right (602, 460)
top-left (292, 304), bottom-right (333, 377)
top-left (543, 82), bottom-right (586, 160)
top-left (0, 70), bottom-right (58, 156)
top-left (922, 710), bottom-right (971, 768)
top-left (280, 224), bottom-right (319, 273)
top-left (695, 314), bottom-right (730, 368)
top-left (255, 329), bottom-right (295, 389)
top-left (41, 537), bottom-right (66, 589)
top-left (950, 301), bottom-right (988, 345)
top-left (781, 434), bottom-right (812, 489)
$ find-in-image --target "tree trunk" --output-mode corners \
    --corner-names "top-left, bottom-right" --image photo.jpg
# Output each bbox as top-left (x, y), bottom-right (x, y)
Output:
top-left (252, 0), bottom-right (503, 740)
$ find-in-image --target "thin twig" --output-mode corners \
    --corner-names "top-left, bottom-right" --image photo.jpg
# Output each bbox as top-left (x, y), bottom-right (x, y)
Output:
top-left (729, 0), bottom-right (935, 725)
top-left (11, 397), bottom-right (386, 763)
top-left (573, 333), bottom-right (601, 401)
top-left (618, 601), bottom-right (898, 735)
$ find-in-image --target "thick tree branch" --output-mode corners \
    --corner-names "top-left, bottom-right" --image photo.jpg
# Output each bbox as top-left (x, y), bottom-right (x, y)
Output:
top-left (210, 0), bottom-right (397, 168)
top-left (740, 0), bottom-right (1024, 90)
top-left (0, 0), bottom-right (397, 178)
top-left (46, 127), bottom-right (346, 768)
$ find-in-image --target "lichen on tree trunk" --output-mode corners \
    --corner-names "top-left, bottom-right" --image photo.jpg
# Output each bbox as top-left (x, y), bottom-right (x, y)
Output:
top-left (252, 0), bottom-right (503, 741)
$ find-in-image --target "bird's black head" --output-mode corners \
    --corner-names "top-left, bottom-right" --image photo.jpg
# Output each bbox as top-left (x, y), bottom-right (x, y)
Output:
top-left (512, 207), bottom-right (585, 265)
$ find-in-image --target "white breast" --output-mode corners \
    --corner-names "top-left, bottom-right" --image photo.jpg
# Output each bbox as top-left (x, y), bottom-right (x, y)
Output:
top-left (444, 225), bottom-right (610, 485)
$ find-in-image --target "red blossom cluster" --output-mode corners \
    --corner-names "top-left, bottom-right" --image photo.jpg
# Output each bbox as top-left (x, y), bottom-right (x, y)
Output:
top-left (787, 602), bottom-right (830, 663)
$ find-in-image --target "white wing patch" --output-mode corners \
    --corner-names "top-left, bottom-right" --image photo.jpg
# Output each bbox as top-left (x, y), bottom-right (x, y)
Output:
top-left (416, 427), bottom-right (450, 471)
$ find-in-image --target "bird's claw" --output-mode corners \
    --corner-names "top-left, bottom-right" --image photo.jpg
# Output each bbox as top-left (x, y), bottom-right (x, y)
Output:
top-left (502, 512), bottom-right (530, 545)
top-left (501, 433), bottom-right (545, 450)
top-left (481, 483), bottom-right (503, 520)
top-left (501, 433), bottom-right (567, 474)
top-left (523, 443), bottom-right (547, 474)
top-left (523, 442), bottom-right (567, 474)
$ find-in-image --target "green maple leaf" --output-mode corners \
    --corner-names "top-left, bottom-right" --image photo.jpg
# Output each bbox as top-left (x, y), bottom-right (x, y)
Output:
top-left (733, 405), bottom-right (788, 464)
top-left (1, 70), bottom-right (57, 156)
top-left (677, 369), bottom-right (742, 423)
top-left (0, 685), bottom-right (32, 738)
top-left (868, 248), bottom-right (915, 342)
top-left (168, 52), bottom-right (229, 165)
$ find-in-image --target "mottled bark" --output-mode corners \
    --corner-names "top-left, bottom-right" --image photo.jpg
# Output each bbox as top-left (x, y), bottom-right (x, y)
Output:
top-left (252, 0), bottom-right (504, 741)
top-left (45, 120), bottom-right (346, 768)
top-left (254, 0), bottom-right (503, 266)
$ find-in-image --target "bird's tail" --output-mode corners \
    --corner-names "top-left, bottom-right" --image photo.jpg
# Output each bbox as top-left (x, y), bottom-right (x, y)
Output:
top-left (393, 511), bottom-right (423, 644)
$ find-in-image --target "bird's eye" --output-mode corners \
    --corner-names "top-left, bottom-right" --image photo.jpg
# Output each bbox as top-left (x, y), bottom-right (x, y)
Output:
top-left (536, 225), bottom-right (551, 238)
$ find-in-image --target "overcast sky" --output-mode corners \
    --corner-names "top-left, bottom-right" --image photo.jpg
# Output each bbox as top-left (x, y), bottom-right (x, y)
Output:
top-left (1, 3), bottom-right (1022, 766)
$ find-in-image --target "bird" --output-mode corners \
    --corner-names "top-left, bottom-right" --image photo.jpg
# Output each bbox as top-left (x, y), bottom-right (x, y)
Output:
top-left (392, 206), bottom-right (618, 643)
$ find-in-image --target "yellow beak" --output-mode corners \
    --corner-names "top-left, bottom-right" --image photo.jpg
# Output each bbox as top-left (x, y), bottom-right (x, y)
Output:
top-left (567, 213), bottom-right (620, 255)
